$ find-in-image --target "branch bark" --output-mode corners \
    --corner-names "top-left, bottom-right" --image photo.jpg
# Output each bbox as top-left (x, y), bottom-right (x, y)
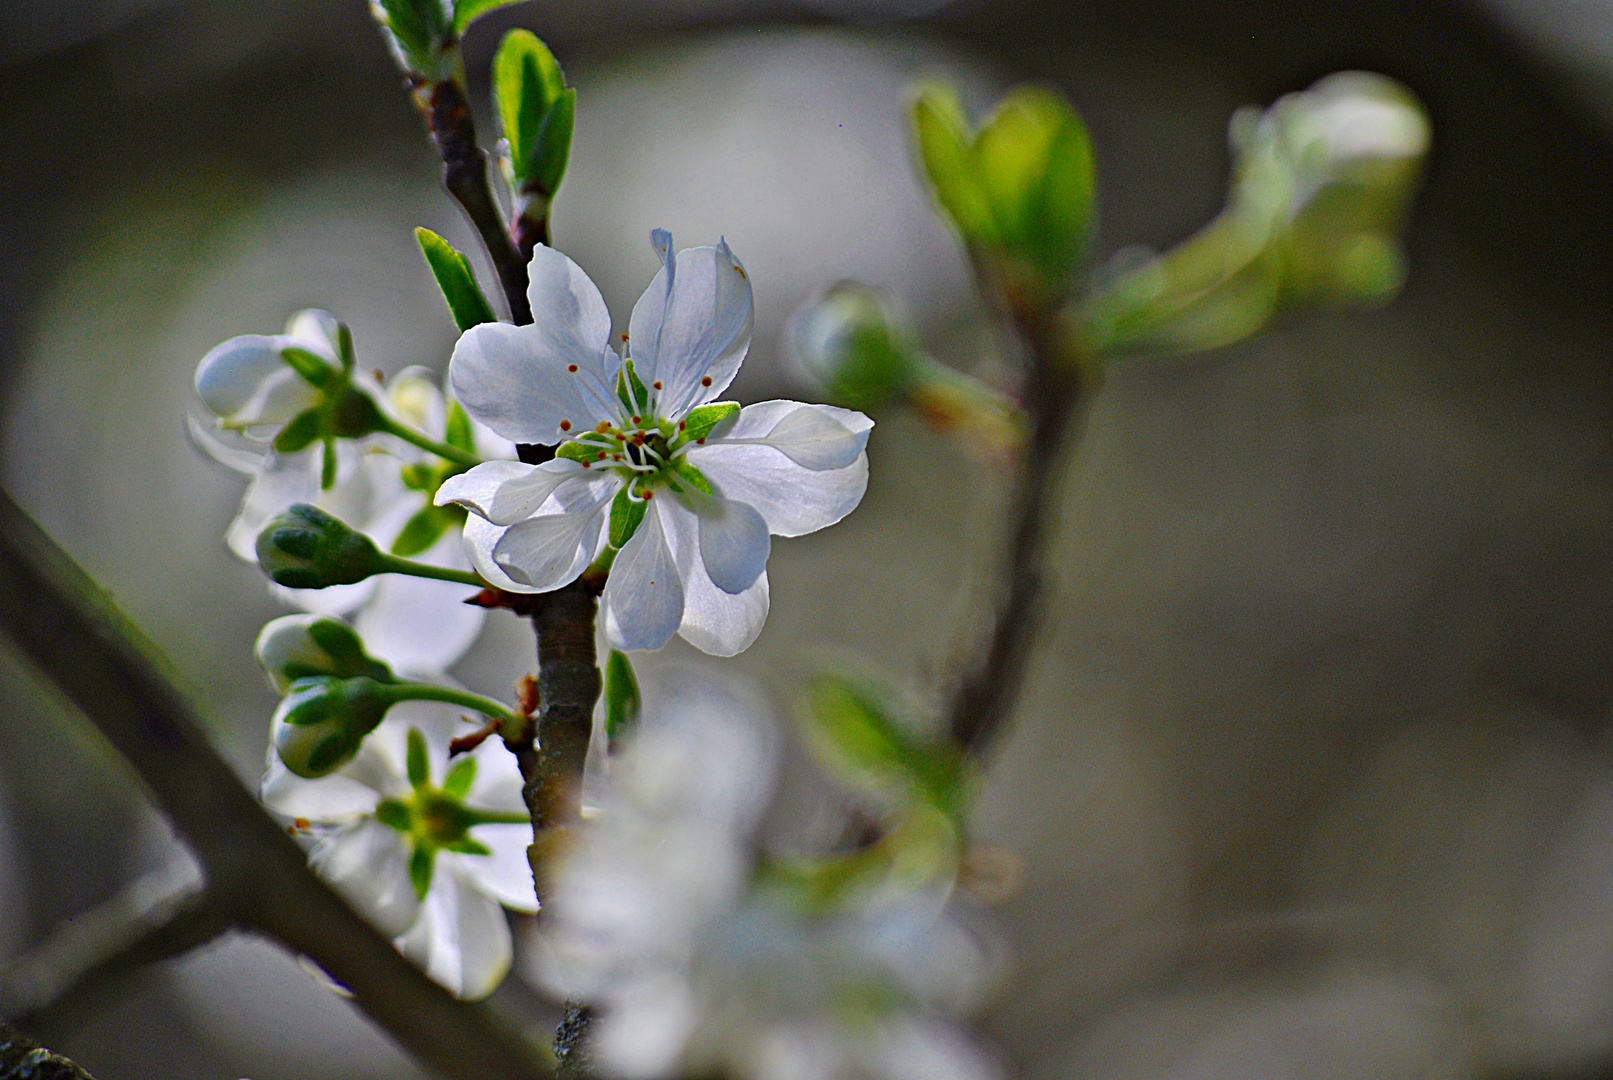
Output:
top-left (0, 1019), bottom-right (96, 1080)
top-left (0, 491), bottom-right (549, 1080)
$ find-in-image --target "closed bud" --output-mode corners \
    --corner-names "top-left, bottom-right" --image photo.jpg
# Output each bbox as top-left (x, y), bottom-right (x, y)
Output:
top-left (255, 504), bottom-right (384, 590)
top-left (255, 614), bottom-right (394, 694)
top-left (273, 675), bottom-right (394, 778)
top-left (784, 283), bottom-right (919, 410)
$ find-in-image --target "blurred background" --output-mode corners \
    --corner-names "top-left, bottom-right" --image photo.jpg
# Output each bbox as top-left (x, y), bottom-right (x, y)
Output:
top-left (1, 0), bottom-right (1612, 1076)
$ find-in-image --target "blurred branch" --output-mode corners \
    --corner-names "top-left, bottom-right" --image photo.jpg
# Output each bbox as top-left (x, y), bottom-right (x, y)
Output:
top-left (944, 314), bottom-right (1082, 754)
top-left (1, 865), bottom-right (228, 1025)
top-left (417, 77), bottom-right (533, 325)
top-left (0, 1018), bottom-right (96, 1080)
top-left (0, 490), bottom-right (550, 1080)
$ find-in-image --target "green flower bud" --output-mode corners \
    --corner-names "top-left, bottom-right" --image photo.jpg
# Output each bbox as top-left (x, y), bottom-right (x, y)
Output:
top-left (254, 614), bottom-right (394, 694)
top-left (255, 504), bottom-right (384, 590)
top-left (784, 283), bottom-right (920, 411)
top-left (273, 675), bottom-right (395, 778)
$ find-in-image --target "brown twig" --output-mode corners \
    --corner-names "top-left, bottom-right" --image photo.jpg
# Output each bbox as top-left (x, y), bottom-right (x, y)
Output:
top-left (944, 310), bottom-right (1083, 754)
top-left (0, 491), bottom-right (549, 1080)
top-left (413, 76), bottom-right (532, 326)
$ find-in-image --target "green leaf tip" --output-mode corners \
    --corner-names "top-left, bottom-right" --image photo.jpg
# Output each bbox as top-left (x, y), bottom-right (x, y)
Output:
top-left (493, 28), bottom-right (574, 198)
top-left (415, 228), bottom-right (497, 333)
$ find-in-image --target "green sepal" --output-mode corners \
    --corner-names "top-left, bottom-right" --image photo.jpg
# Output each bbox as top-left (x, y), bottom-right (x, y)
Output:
top-left (603, 649), bottom-right (641, 743)
top-left (443, 836), bottom-right (493, 857)
top-left (442, 755), bottom-right (478, 799)
top-left (556, 438), bottom-right (608, 465)
top-left (274, 408), bottom-right (324, 454)
top-left (406, 726), bottom-right (431, 788)
top-left (444, 399), bottom-right (477, 453)
top-left (670, 460), bottom-right (713, 496)
top-left (409, 843), bottom-right (437, 901)
top-left (415, 228), bottom-right (497, 333)
top-left (391, 503), bottom-right (463, 557)
top-left (279, 347), bottom-right (336, 388)
top-left (453, 0), bottom-right (524, 35)
top-left (256, 504), bottom-right (384, 589)
top-left (616, 360), bottom-right (650, 415)
top-left (679, 401), bottom-right (739, 443)
top-left (298, 618), bottom-right (393, 684)
top-left (608, 486), bottom-right (647, 549)
top-left (799, 674), bottom-right (970, 820)
top-left (332, 388), bottom-right (388, 439)
top-left (375, 799), bottom-right (411, 832)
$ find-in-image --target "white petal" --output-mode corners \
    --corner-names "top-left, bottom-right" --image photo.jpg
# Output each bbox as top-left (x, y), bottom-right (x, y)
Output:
top-left (283, 309), bottom-right (343, 359)
top-left (603, 499), bottom-right (684, 652)
top-left (675, 487), bottom-right (770, 594)
top-left (459, 823), bottom-right (539, 913)
top-left (712, 400), bottom-right (870, 470)
top-left (195, 334), bottom-right (295, 419)
top-left (462, 515), bottom-right (536, 594)
top-left (260, 759), bottom-right (381, 821)
top-left (401, 863), bottom-right (513, 1000)
top-left (308, 819), bottom-right (421, 938)
top-left (436, 459), bottom-right (587, 526)
top-left (687, 444), bottom-right (869, 539)
top-left (660, 498), bottom-right (770, 656)
top-left (450, 247), bottom-right (615, 443)
top-left (234, 367), bottom-right (322, 428)
top-left (628, 235), bottom-right (754, 417)
top-left (356, 567), bottom-right (484, 674)
top-left (493, 497), bottom-right (608, 591)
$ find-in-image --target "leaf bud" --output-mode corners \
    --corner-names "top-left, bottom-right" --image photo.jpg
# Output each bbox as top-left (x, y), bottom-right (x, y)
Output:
top-left (255, 614), bottom-right (394, 694)
top-left (784, 282), bottom-right (920, 411)
top-left (273, 675), bottom-right (394, 778)
top-left (255, 504), bottom-right (384, 590)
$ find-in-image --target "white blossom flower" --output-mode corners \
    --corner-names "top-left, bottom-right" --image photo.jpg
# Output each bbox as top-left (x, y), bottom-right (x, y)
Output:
top-left (533, 672), bottom-right (999, 1080)
top-left (194, 356), bottom-right (510, 673)
top-left (194, 308), bottom-right (343, 432)
top-left (437, 231), bottom-right (873, 656)
top-left (261, 697), bottom-right (536, 999)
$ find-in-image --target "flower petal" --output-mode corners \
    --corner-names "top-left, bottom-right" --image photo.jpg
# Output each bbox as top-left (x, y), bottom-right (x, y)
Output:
top-left (627, 234), bottom-right (754, 417)
top-left (685, 408), bottom-right (870, 538)
top-left (660, 498), bottom-right (770, 656)
top-left (674, 487), bottom-right (770, 595)
top-left (260, 760), bottom-right (382, 821)
top-left (451, 247), bottom-right (616, 443)
top-left (357, 566), bottom-right (484, 676)
top-left (400, 862), bottom-right (513, 1000)
top-left (492, 495), bottom-right (609, 591)
top-left (461, 823), bottom-right (540, 913)
top-left (711, 400), bottom-right (870, 470)
top-left (308, 819), bottom-right (421, 938)
top-left (603, 499), bottom-right (684, 652)
top-left (195, 334), bottom-right (303, 420)
top-left (462, 515), bottom-right (534, 593)
top-left (436, 459), bottom-right (587, 526)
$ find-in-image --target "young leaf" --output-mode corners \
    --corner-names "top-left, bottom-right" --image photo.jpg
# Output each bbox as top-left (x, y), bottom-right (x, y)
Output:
top-left (453, 0), bottom-right (525, 36)
top-left (971, 86), bottom-right (1095, 279)
top-left (529, 88), bottom-right (575, 197)
top-left (911, 85), bottom-right (996, 243)
top-left (415, 228), bottom-right (496, 333)
top-left (492, 29), bottom-right (568, 189)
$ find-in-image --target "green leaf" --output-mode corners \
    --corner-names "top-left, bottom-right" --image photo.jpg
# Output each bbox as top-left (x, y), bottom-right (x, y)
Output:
top-left (390, 504), bottom-right (456, 557)
top-left (608, 485), bottom-right (647, 549)
top-left (409, 843), bottom-right (437, 901)
top-left (375, 0), bottom-right (436, 65)
top-left (442, 755), bottom-right (478, 799)
top-left (406, 727), bottom-right (431, 789)
top-left (453, 0), bottom-right (525, 35)
top-left (444, 399), bottom-right (476, 453)
top-left (800, 675), bottom-right (969, 818)
top-left (273, 408), bottom-right (323, 454)
top-left (603, 649), bottom-right (641, 743)
top-left (492, 30), bottom-right (567, 188)
top-left (971, 86), bottom-right (1095, 279)
top-left (528, 88), bottom-right (575, 197)
top-left (679, 401), bottom-right (739, 443)
top-left (911, 85), bottom-right (996, 243)
top-left (415, 228), bottom-right (497, 333)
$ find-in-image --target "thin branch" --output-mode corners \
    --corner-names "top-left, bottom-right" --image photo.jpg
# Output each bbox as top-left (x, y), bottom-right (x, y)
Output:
top-left (416, 76), bottom-right (532, 326)
top-left (0, 1018), bottom-right (96, 1080)
top-left (944, 312), bottom-right (1083, 754)
top-left (0, 491), bottom-right (549, 1080)
top-left (1, 865), bottom-right (228, 1024)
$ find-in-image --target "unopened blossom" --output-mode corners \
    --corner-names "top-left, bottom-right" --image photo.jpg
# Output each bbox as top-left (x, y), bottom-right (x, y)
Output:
top-left (195, 308), bottom-right (344, 432)
top-left (535, 672), bottom-right (1000, 1080)
top-left (194, 357), bottom-right (507, 672)
top-left (437, 231), bottom-right (872, 656)
top-left (262, 697), bottom-right (535, 999)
